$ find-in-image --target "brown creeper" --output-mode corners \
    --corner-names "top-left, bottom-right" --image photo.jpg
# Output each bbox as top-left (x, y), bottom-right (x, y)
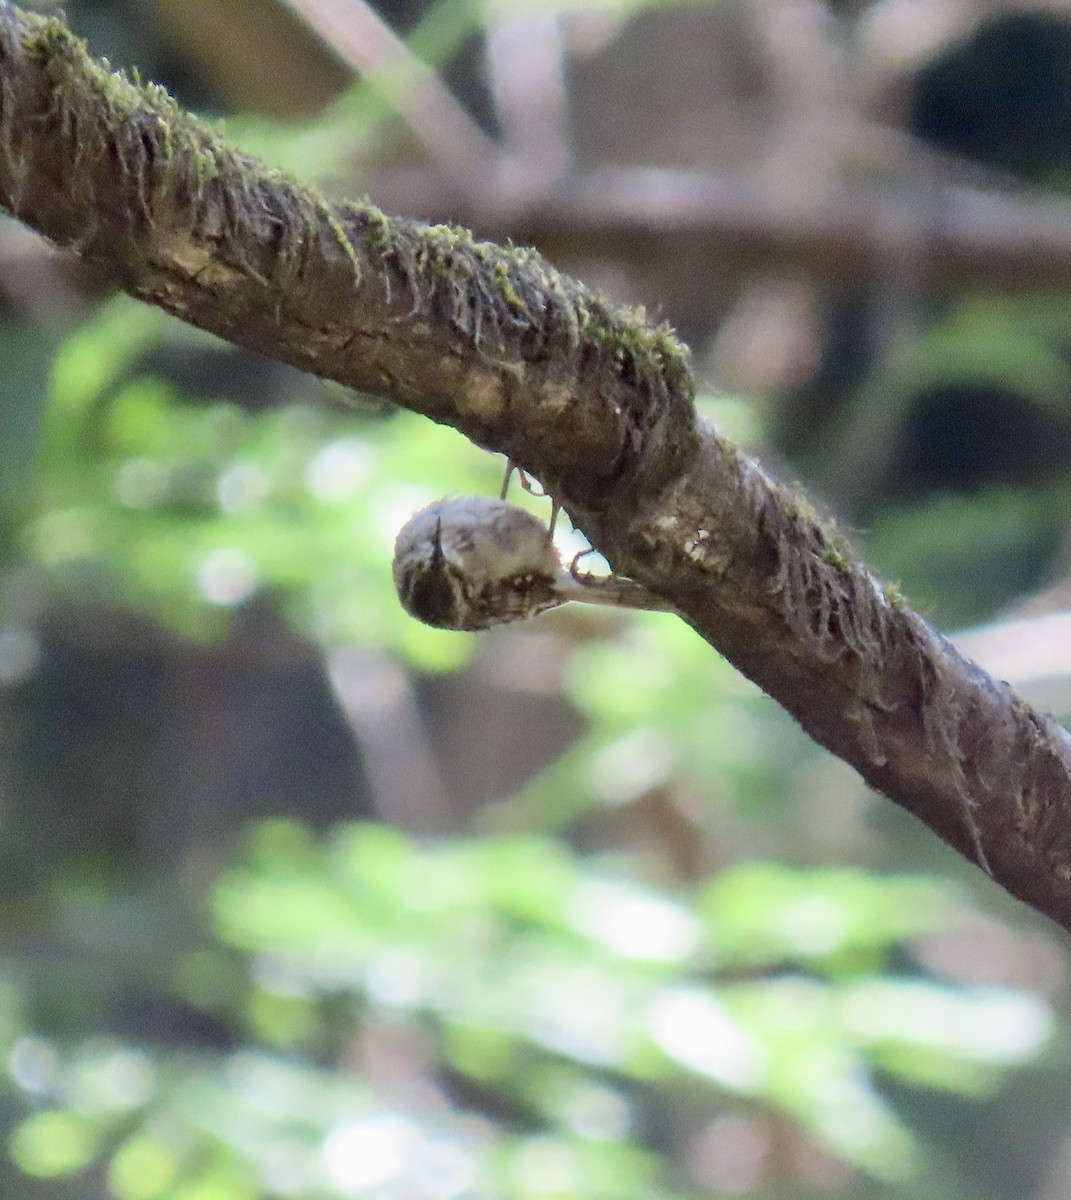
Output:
top-left (392, 496), bottom-right (671, 631)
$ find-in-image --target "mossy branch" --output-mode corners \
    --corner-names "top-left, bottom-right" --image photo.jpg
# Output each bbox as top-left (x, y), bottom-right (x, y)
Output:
top-left (2, 2), bottom-right (1071, 929)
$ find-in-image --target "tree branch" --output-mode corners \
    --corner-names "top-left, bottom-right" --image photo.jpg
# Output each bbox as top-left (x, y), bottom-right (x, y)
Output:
top-left (367, 162), bottom-right (1071, 296)
top-left (2, 3), bottom-right (1070, 929)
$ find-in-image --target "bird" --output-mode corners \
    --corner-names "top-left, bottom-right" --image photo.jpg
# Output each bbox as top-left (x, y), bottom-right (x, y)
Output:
top-left (392, 495), bottom-right (672, 631)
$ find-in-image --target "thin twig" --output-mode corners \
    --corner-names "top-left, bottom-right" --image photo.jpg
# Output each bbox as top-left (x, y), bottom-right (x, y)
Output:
top-left (282, 0), bottom-right (496, 179)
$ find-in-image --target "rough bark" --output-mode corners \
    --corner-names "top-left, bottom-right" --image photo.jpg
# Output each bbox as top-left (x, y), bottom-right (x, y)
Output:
top-left (1, 3), bottom-right (1070, 929)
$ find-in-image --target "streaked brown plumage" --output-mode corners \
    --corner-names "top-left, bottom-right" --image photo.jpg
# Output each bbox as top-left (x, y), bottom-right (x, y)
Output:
top-left (392, 497), bottom-right (670, 631)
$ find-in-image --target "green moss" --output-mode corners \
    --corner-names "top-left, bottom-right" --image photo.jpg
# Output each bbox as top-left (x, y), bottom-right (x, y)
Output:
top-left (884, 581), bottom-right (907, 610)
top-left (7, 3), bottom-right (697, 478)
top-left (355, 200), bottom-right (392, 252)
top-left (494, 261), bottom-right (524, 311)
top-left (9, 9), bottom-right (360, 284)
top-left (321, 204), bottom-right (360, 282)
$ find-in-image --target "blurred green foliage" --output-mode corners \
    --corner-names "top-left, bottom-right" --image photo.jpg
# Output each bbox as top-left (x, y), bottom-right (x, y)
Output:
top-left (1, 822), bottom-right (1050, 1198)
top-left (828, 296), bottom-right (1071, 624)
top-left (30, 295), bottom-right (501, 665)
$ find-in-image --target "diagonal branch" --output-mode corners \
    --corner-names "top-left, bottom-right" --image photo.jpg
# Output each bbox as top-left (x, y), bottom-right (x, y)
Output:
top-left (1, 3), bottom-right (1070, 929)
